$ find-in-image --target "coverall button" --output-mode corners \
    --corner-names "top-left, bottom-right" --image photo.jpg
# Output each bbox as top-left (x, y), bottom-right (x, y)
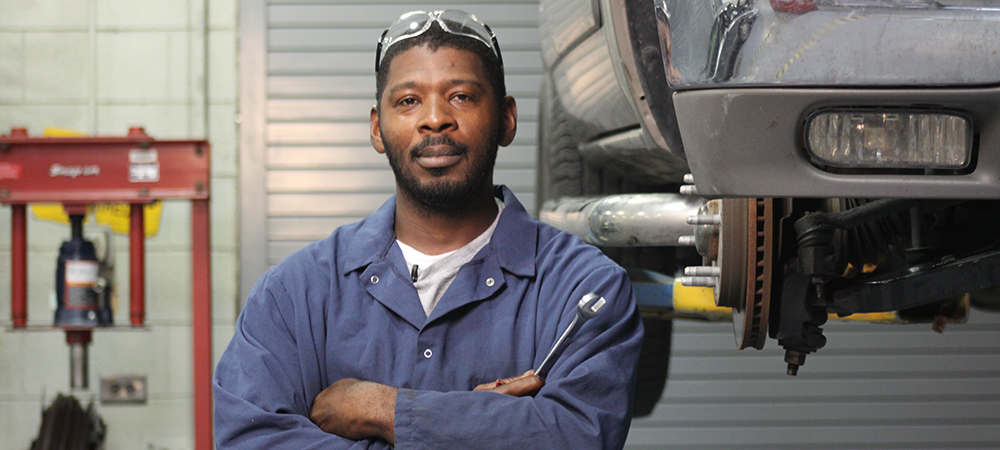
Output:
top-left (423, 349), bottom-right (433, 358)
top-left (370, 275), bottom-right (379, 284)
top-left (486, 277), bottom-right (495, 287)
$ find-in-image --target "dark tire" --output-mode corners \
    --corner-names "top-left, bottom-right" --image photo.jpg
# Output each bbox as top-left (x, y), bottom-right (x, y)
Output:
top-left (535, 75), bottom-right (591, 210)
top-left (537, 74), bottom-right (674, 417)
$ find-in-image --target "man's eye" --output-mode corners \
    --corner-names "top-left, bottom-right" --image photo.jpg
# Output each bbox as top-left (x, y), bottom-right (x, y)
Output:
top-left (453, 94), bottom-right (471, 102)
top-left (398, 97), bottom-right (418, 107)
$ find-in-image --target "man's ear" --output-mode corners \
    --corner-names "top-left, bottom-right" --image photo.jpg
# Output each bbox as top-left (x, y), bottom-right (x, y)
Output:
top-left (370, 106), bottom-right (386, 154)
top-left (499, 96), bottom-right (517, 147)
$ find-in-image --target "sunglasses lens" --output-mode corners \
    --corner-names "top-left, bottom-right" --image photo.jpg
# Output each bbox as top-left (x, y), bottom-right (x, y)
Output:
top-left (377, 11), bottom-right (429, 70)
top-left (384, 12), bottom-right (431, 47)
top-left (437, 10), bottom-right (494, 44)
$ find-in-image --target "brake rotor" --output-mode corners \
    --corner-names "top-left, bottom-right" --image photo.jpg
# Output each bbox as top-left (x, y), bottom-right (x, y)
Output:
top-left (717, 198), bottom-right (776, 350)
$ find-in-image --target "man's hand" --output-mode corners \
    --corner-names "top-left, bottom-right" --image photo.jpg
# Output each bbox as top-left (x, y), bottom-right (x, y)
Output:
top-left (310, 378), bottom-right (397, 444)
top-left (473, 370), bottom-right (545, 397)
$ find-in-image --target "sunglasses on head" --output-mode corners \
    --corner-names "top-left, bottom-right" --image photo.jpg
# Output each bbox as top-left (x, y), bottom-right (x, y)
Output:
top-left (376, 10), bottom-right (503, 72)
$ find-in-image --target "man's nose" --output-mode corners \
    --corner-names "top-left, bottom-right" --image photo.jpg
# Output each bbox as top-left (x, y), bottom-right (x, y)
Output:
top-left (419, 96), bottom-right (456, 133)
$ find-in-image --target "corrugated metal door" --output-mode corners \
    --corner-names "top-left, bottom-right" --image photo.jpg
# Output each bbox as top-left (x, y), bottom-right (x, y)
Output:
top-left (628, 314), bottom-right (1000, 449)
top-left (238, 1), bottom-right (1000, 448)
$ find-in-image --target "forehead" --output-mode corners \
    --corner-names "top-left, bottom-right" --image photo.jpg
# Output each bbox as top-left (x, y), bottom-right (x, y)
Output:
top-left (383, 44), bottom-right (490, 90)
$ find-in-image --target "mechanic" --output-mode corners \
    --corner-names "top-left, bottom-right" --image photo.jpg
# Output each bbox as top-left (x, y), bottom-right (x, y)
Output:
top-left (213, 10), bottom-right (643, 449)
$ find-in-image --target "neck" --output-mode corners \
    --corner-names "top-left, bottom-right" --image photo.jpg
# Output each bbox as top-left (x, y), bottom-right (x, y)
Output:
top-left (394, 186), bottom-right (499, 255)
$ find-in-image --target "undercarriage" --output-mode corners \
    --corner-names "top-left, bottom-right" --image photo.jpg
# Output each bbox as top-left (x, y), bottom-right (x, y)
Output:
top-left (541, 189), bottom-right (1000, 375)
top-left (679, 188), bottom-right (1000, 374)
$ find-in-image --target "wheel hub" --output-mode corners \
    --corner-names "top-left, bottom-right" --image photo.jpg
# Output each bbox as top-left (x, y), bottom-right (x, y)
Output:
top-left (682, 198), bottom-right (778, 350)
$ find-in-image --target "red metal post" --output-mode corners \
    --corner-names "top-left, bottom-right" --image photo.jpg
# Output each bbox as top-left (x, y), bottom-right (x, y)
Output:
top-left (129, 204), bottom-right (145, 327)
top-left (191, 199), bottom-right (213, 449)
top-left (11, 204), bottom-right (27, 328)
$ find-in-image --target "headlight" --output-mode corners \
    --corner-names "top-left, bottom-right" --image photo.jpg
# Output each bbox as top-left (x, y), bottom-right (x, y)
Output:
top-left (806, 110), bottom-right (972, 169)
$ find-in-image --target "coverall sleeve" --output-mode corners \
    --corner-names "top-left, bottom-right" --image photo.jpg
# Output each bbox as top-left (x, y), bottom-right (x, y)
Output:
top-left (393, 265), bottom-right (644, 450)
top-left (213, 272), bottom-right (391, 450)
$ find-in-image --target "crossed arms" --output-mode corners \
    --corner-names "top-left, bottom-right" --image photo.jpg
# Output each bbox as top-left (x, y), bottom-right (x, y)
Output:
top-left (213, 263), bottom-right (642, 449)
top-left (310, 371), bottom-right (543, 444)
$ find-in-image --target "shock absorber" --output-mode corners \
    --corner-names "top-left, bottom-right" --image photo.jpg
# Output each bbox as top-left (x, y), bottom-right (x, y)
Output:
top-left (778, 199), bottom-right (920, 375)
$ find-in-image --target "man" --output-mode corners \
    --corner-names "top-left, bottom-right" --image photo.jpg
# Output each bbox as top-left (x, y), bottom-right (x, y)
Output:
top-left (214, 10), bottom-right (643, 449)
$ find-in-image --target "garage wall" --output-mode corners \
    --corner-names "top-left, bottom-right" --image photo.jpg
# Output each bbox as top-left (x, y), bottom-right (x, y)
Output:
top-left (238, 1), bottom-right (1000, 449)
top-left (0, 0), bottom-right (239, 448)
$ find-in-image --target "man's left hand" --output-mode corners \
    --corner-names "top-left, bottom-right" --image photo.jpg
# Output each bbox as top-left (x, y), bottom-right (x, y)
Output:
top-left (310, 378), bottom-right (397, 444)
top-left (473, 370), bottom-right (544, 397)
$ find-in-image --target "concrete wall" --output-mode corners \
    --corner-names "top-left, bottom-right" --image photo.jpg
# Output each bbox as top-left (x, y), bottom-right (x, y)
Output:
top-left (0, 0), bottom-right (239, 448)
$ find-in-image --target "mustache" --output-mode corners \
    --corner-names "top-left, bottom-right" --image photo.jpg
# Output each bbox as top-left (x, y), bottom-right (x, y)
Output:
top-left (409, 135), bottom-right (468, 158)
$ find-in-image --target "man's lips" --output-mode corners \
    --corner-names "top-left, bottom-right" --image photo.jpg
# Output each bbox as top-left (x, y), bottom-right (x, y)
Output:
top-left (414, 145), bottom-right (464, 169)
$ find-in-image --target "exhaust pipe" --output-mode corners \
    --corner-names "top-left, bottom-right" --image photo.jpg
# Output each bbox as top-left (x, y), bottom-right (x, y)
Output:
top-left (539, 194), bottom-right (704, 247)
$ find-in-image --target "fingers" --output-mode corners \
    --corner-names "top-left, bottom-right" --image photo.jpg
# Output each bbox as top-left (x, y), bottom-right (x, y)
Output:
top-left (498, 370), bottom-right (536, 385)
top-left (473, 379), bottom-right (500, 391)
top-left (473, 370), bottom-right (538, 391)
top-left (472, 370), bottom-right (546, 396)
top-left (493, 375), bottom-right (544, 397)
top-left (511, 369), bottom-right (537, 381)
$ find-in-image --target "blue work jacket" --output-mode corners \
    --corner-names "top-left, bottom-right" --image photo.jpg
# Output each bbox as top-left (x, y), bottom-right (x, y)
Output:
top-left (214, 186), bottom-right (643, 449)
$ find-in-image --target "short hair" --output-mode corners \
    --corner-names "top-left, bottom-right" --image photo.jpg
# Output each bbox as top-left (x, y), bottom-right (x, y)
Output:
top-left (375, 22), bottom-right (506, 110)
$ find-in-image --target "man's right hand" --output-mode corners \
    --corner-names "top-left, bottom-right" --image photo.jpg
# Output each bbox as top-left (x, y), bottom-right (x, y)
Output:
top-left (310, 378), bottom-right (396, 444)
top-left (473, 370), bottom-right (544, 397)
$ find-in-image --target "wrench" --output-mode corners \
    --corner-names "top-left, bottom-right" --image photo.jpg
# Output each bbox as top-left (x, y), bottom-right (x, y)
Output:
top-left (535, 292), bottom-right (606, 378)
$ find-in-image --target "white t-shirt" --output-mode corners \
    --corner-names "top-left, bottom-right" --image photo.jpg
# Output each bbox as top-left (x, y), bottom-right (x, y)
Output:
top-left (397, 198), bottom-right (505, 316)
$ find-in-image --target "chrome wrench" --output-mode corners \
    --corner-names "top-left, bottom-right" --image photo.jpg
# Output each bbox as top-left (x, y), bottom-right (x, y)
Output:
top-left (535, 292), bottom-right (606, 378)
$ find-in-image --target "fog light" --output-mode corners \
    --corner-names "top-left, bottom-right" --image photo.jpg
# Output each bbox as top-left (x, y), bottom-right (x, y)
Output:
top-left (806, 111), bottom-right (971, 169)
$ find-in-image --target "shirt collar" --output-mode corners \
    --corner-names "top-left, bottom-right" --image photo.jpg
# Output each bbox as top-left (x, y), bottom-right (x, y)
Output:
top-left (342, 185), bottom-right (537, 277)
top-left (489, 185), bottom-right (536, 277)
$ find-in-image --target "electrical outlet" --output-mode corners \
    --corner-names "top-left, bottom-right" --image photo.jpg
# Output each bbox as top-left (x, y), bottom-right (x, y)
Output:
top-left (100, 374), bottom-right (147, 404)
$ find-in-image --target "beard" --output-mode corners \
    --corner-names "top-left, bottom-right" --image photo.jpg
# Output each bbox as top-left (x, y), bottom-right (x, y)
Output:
top-left (383, 130), bottom-right (500, 213)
